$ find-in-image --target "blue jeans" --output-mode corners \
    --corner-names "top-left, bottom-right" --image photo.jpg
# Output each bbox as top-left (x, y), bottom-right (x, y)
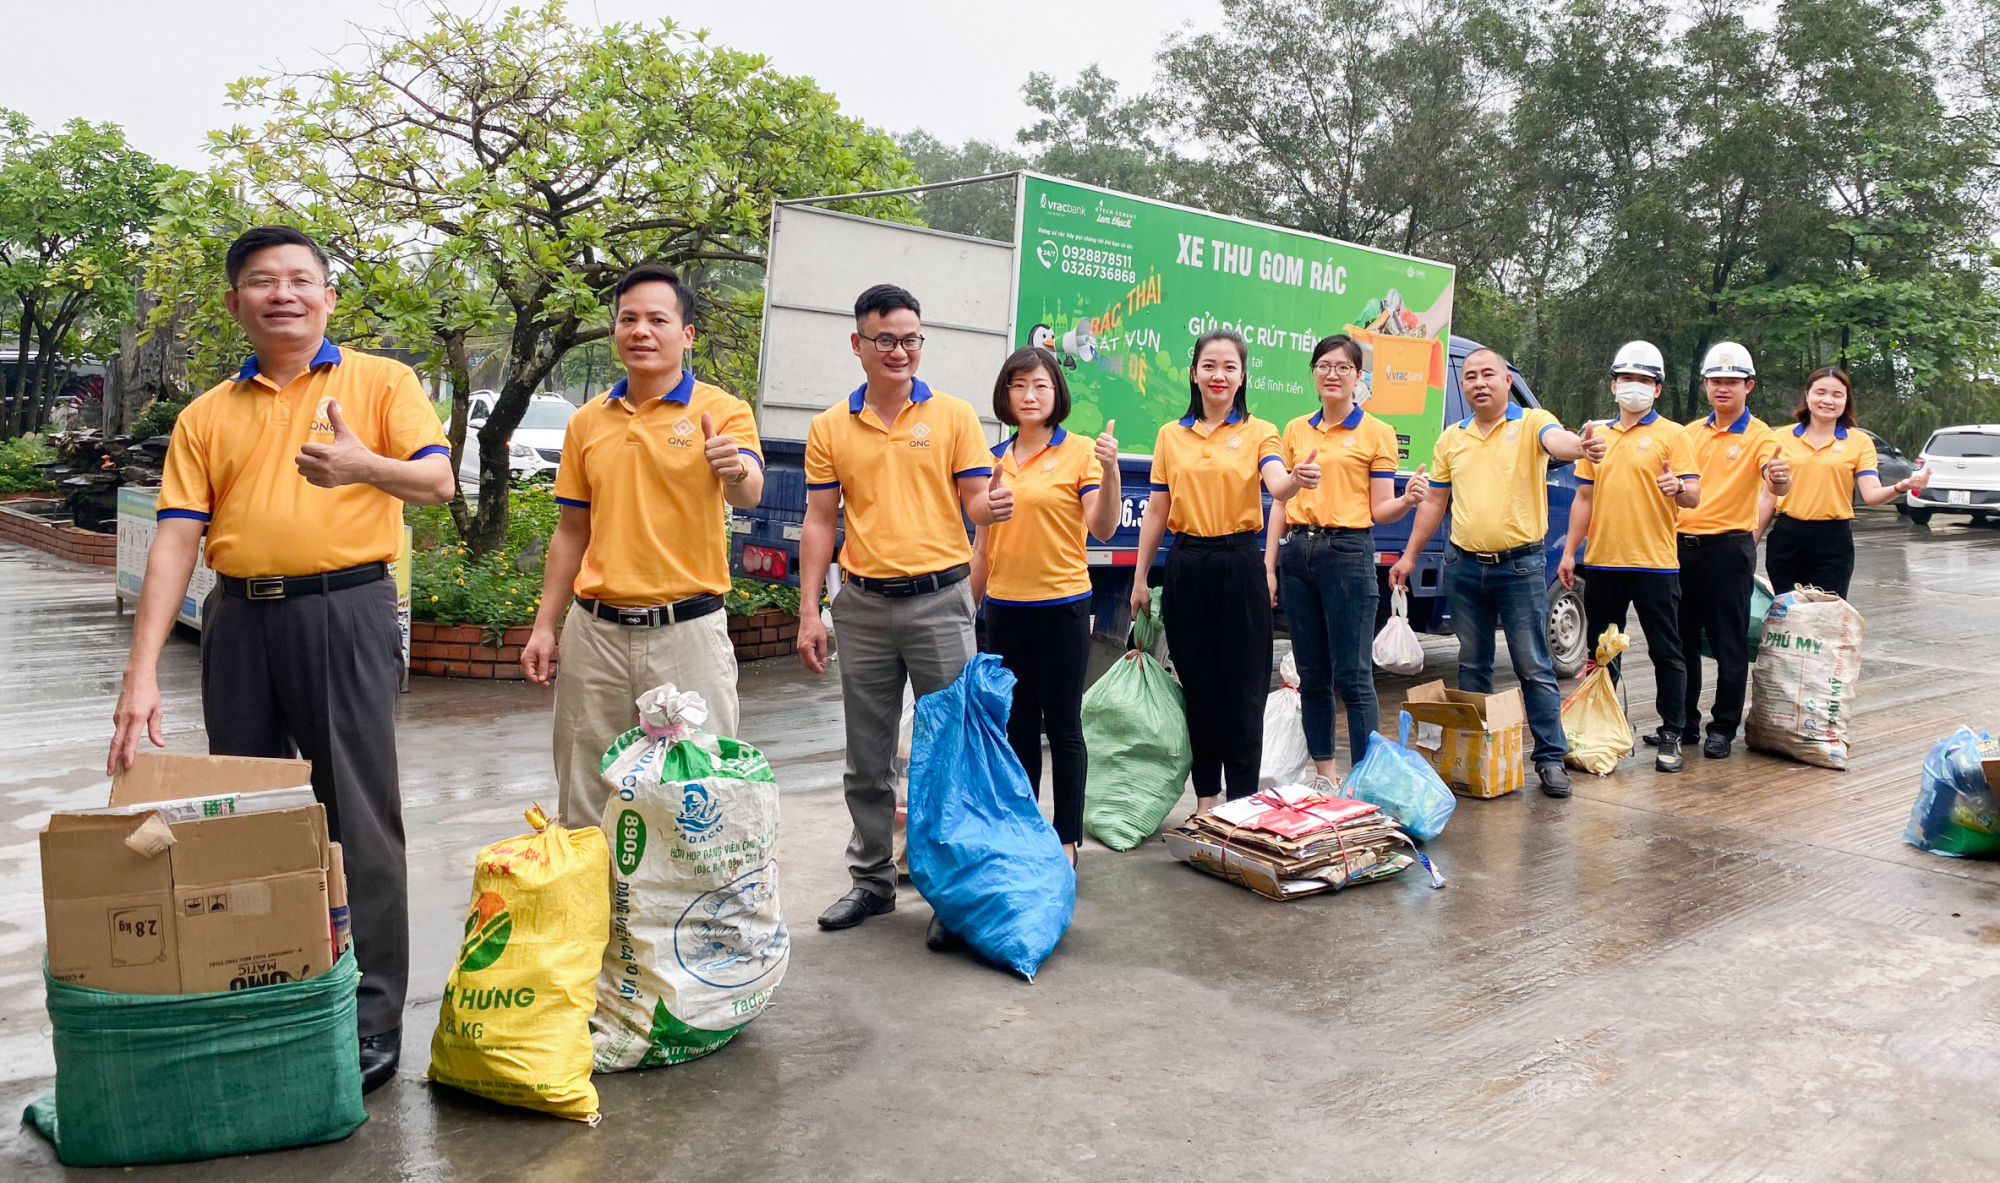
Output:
top-left (1442, 545), bottom-right (1567, 766)
top-left (1277, 529), bottom-right (1379, 768)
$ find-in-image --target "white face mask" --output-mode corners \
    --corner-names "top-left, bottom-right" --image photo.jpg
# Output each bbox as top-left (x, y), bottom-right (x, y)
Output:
top-left (1613, 380), bottom-right (1657, 412)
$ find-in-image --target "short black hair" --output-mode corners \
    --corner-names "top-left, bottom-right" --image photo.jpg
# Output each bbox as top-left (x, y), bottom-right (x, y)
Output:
top-left (854, 284), bottom-right (921, 324)
top-left (226, 226), bottom-right (330, 289)
top-left (613, 262), bottom-right (696, 324)
top-left (992, 347), bottom-right (1071, 428)
top-left (1184, 329), bottom-right (1250, 423)
top-left (1311, 334), bottom-right (1363, 370)
top-left (1464, 345), bottom-right (1511, 372)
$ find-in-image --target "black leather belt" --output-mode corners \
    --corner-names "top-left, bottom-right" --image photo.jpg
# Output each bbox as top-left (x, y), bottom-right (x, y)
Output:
top-left (1290, 524), bottom-right (1371, 537)
top-left (575, 593), bottom-right (722, 627)
top-left (1450, 542), bottom-right (1538, 565)
top-left (1678, 530), bottom-right (1752, 547)
top-left (843, 564), bottom-right (970, 598)
top-left (221, 562), bottom-right (387, 600)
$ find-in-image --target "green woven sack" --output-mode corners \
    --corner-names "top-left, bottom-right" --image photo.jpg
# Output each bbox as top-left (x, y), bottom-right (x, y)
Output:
top-left (1081, 590), bottom-right (1194, 850)
top-left (25, 950), bottom-right (366, 1167)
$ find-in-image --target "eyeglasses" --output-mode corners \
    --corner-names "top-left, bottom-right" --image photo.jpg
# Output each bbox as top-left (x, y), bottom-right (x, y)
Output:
top-left (1313, 362), bottom-right (1360, 376)
top-left (237, 275), bottom-right (327, 294)
top-left (862, 334), bottom-right (925, 353)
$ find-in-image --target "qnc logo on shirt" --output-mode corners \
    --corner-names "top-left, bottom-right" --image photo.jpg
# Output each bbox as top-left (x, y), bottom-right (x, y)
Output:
top-left (1225, 433), bottom-right (1243, 451)
top-left (1504, 426), bottom-right (1521, 443)
top-left (1040, 456), bottom-right (1058, 474)
top-left (1727, 444), bottom-right (1742, 461)
top-left (669, 416), bottom-right (696, 448)
top-left (1637, 437), bottom-right (1654, 452)
top-left (909, 421), bottom-right (932, 449)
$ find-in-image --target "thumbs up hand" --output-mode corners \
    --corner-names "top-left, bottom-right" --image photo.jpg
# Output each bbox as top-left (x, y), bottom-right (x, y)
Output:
top-left (986, 469), bottom-right (1014, 522)
top-left (1579, 420), bottom-right (1609, 462)
top-left (1403, 463), bottom-right (1430, 506)
top-left (1764, 451), bottom-right (1792, 488)
top-left (1095, 418), bottom-right (1119, 467)
top-left (296, 399), bottom-right (377, 488)
top-left (1903, 463), bottom-right (1931, 495)
top-left (702, 411), bottom-right (746, 484)
top-left (1655, 457), bottom-right (1684, 498)
top-left (1292, 447), bottom-right (1322, 490)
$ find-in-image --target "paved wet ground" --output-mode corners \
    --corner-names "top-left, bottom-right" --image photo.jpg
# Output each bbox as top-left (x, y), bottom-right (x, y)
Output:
top-left (4, 508), bottom-right (2000, 1181)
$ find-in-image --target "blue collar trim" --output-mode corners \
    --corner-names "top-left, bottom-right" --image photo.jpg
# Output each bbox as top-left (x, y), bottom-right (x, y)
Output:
top-left (1308, 404), bottom-right (1365, 430)
top-left (1793, 423), bottom-right (1849, 439)
top-left (1707, 408), bottom-right (1752, 434)
top-left (849, 377), bottom-right (932, 414)
top-left (1612, 409), bottom-right (1660, 430)
top-left (1457, 401), bottom-right (1525, 430)
top-left (237, 338), bottom-right (341, 383)
top-left (608, 370), bottom-right (694, 404)
top-left (991, 425), bottom-right (1070, 460)
top-left (1179, 407), bottom-right (1244, 429)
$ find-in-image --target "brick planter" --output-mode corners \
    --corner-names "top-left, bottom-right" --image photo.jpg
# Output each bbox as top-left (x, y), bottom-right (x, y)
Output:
top-left (409, 620), bottom-right (534, 680)
top-left (0, 498), bottom-right (117, 567)
top-left (729, 608), bottom-right (799, 660)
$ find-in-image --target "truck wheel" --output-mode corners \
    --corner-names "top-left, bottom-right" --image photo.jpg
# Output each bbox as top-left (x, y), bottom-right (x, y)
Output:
top-left (1547, 582), bottom-right (1588, 679)
top-left (1909, 509), bottom-right (1932, 527)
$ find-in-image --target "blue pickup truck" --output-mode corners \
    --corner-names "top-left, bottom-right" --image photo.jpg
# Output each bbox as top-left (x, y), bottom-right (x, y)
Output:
top-left (730, 333), bottom-right (1587, 677)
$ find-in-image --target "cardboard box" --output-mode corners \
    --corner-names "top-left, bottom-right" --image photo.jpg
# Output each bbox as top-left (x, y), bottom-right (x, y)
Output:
top-left (42, 753), bottom-right (332, 994)
top-left (1404, 681), bottom-right (1527, 799)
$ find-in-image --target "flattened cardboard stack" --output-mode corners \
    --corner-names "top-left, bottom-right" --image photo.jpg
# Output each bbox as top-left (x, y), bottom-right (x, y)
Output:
top-left (1165, 784), bottom-right (1425, 900)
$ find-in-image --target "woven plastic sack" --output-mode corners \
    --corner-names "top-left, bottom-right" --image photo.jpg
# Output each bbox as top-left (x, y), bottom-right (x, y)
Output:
top-left (1372, 587), bottom-right (1426, 675)
top-left (593, 685), bottom-right (789, 1070)
top-left (1342, 711), bottom-right (1457, 841)
top-left (1904, 728), bottom-right (2000, 858)
top-left (909, 653), bottom-right (1076, 979)
top-left (1746, 589), bottom-right (1864, 769)
top-left (25, 951), bottom-right (365, 1167)
top-left (1260, 650), bottom-right (1314, 788)
top-left (1082, 589), bottom-right (1193, 850)
top-left (429, 806), bottom-right (608, 1122)
top-left (1562, 626), bottom-right (1634, 775)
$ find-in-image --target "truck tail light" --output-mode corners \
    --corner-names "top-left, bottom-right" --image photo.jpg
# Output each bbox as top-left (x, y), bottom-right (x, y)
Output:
top-left (742, 545), bottom-right (789, 579)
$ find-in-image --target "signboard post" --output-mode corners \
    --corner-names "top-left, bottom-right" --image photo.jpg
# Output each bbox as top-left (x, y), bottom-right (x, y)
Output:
top-left (1012, 174), bottom-right (1455, 466)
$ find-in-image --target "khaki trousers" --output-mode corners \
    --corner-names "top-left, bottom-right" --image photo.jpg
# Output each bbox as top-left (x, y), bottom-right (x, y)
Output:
top-left (553, 601), bottom-right (740, 829)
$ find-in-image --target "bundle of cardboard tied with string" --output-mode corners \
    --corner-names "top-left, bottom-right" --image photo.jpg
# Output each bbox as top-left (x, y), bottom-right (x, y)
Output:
top-left (1164, 783), bottom-right (1444, 901)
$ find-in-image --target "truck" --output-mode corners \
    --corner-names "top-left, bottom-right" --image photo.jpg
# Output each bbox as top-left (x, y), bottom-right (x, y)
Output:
top-left (731, 172), bottom-right (1588, 677)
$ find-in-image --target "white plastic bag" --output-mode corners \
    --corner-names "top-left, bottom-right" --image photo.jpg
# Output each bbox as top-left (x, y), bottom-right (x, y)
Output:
top-left (592, 685), bottom-right (789, 1070)
top-left (1746, 589), bottom-right (1864, 770)
top-left (1372, 588), bottom-right (1426, 676)
top-left (1260, 651), bottom-right (1315, 788)
top-left (891, 689), bottom-right (915, 878)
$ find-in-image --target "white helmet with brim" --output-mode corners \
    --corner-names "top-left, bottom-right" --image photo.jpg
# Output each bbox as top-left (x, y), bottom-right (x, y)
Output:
top-left (1701, 341), bottom-right (1756, 379)
top-left (1611, 340), bottom-right (1665, 383)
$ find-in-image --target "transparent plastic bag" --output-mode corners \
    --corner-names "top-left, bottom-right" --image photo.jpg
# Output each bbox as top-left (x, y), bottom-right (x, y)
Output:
top-left (1342, 711), bottom-right (1457, 841)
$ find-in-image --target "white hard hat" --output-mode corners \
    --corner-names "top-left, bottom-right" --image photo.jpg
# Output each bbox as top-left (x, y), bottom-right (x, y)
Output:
top-left (1701, 341), bottom-right (1756, 378)
top-left (1611, 340), bottom-right (1665, 382)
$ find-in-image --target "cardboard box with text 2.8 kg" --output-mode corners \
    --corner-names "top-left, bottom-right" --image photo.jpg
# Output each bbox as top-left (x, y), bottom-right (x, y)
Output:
top-left (41, 753), bottom-right (335, 994)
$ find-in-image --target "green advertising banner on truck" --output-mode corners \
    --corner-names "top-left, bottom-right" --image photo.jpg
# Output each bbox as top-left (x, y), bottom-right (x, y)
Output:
top-left (1012, 174), bottom-right (1455, 466)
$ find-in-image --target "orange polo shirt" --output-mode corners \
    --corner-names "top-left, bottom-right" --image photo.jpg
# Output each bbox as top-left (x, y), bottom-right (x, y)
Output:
top-left (1148, 410), bottom-right (1283, 536)
top-left (1278, 404), bottom-right (1401, 528)
top-left (981, 428), bottom-right (1102, 606)
top-left (1676, 408), bottom-right (1782, 535)
top-left (1572, 410), bottom-right (1698, 571)
top-left (1773, 424), bottom-right (1877, 521)
top-left (804, 379), bottom-right (993, 580)
top-left (157, 340), bottom-right (449, 578)
top-left (1429, 403), bottom-right (1563, 552)
top-left (553, 370), bottom-right (762, 605)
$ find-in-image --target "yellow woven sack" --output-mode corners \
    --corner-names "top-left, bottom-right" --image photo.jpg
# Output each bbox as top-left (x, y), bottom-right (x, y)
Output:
top-left (429, 806), bottom-right (609, 1123)
top-left (1562, 626), bottom-right (1633, 775)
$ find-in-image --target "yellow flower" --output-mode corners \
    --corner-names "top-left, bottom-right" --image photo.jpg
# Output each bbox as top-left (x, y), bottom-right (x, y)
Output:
top-left (430, 595), bottom-right (439, 603)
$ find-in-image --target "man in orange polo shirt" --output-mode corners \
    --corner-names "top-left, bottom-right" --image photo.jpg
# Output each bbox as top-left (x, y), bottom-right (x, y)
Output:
top-left (107, 226), bottom-right (455, 1092)
top-left (798, 284), bottom-right (1006, 933)
top-left (521, 263), bottom-right (764, 828)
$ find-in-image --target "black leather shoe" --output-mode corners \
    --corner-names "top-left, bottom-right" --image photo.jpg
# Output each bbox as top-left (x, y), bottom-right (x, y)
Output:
top-left (359, 1029), bottom-right (401, 1095)
top-left (1642, 728), bottom-right (1699, 747)
top-left (925, 914), bottom-right (963, 952)
top-left (1655, 735), bottom-right (1685, 773)
top-left (1703, 734), bottom-right (1733, 760)
top-left (1537, 762), bottom-right (1572, 798)
top-left (817, 887), bottom-right (895, 930)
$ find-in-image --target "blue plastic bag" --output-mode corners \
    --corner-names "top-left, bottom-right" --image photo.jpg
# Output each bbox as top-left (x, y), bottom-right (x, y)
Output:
top-left (1342, 712), bottom-right (1457, 842)
top-left (1904, 727), bottom-right (2000, 858)
top-left (908, 654), bottom-right (1076, 979)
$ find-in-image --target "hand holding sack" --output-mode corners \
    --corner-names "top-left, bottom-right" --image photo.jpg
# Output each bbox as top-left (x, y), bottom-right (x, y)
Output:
top-left (592, 685), bottom-right (789, 1070)
top-left (908, 654), bottom-right (1075, 980)
top-left (1260, 650), bottom-right (1314, 789)
top-left (428, 806), bottom-right (609, 1123)
top-left (1372, 587), bottom-right (1426, 676)
top-left (1562, 626), bottom-right (1634, 775)
top-left (1082, 589), bottom-right (1195, 850)
top-left (1745, 589), bottom-right (1864, 769)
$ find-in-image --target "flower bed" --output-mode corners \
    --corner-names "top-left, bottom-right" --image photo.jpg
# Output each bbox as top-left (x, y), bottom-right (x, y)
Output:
top-left (728, 607), bottom-right (799, 660)
top-left (408, 621), bottom-right (534, 680)
top-left (0, 498), bottom-right (117, 567)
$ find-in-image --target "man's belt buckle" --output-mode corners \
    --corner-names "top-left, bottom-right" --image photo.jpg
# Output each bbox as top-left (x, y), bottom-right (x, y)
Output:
top-left (247, 577), bottom-right (286, 600)
top-left (619, 606), bottom-right (651, 626)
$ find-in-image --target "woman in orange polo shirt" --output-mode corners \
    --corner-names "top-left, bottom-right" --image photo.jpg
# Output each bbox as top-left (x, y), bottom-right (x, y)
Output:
top-left (1263, 334), bottom-right (1427, 782)
top-left (971, 346), bottom-right (1120, 864)
top-left (1129, 329), bottom-right (1321, 809)
top-left (1757, 367), bottom-right (1929, 598)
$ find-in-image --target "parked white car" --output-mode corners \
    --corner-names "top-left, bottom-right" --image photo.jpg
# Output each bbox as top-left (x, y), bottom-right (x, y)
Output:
top-left (459, 393), bottom-right (577, 486)
top-left (1907, 424), bottom-right (2000, 526)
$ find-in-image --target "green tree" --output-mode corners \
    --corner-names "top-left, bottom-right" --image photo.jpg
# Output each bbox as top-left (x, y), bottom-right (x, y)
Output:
top-left (895, 130), bottom-right (1024, 242)
top-left (0, 112), bottom-right (167, 436)
top-left (209, 1), bottom-right (916, 554)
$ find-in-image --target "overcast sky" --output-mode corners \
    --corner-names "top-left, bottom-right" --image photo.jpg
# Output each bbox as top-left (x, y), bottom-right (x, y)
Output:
top-left (5, 1), bottom-right (1218, 169)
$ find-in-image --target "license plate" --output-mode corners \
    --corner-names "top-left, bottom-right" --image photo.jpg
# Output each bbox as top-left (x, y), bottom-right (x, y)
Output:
top-left (1949, 489), bottom-right (1972, 505)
